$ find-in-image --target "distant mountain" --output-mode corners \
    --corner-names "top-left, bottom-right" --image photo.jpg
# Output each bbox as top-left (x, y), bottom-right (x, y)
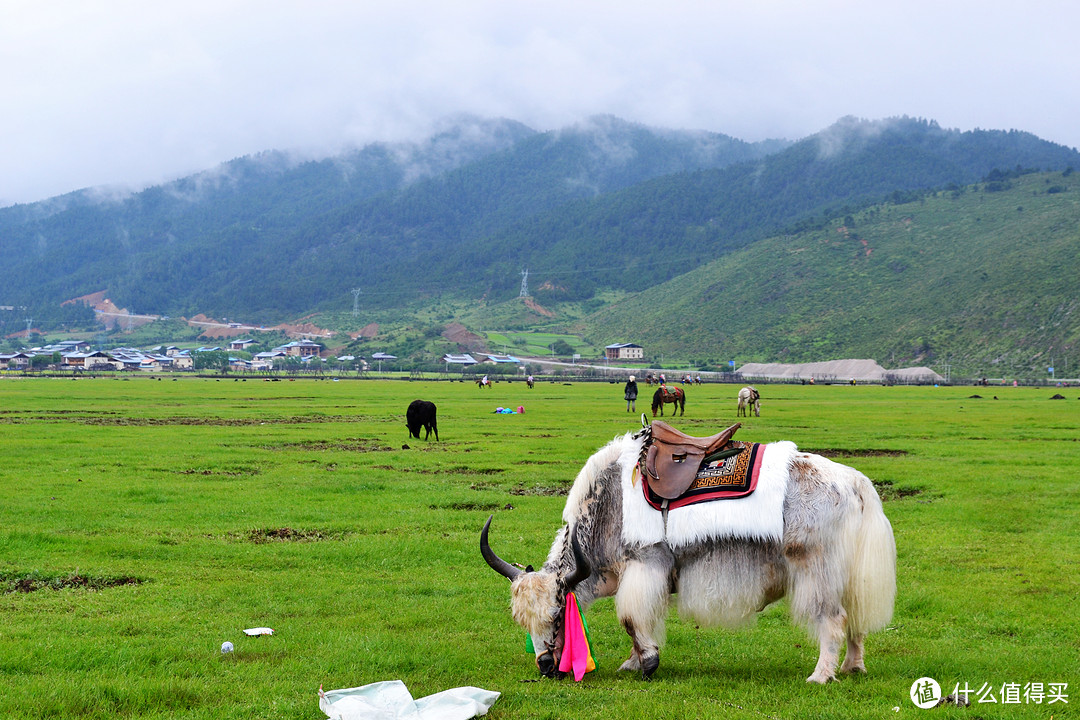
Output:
top-left (251, 116), bottom-right (1080, 310)
top-left (582, 169), bottom-right (1080, 375)
top-left (2, 115), bottom-right (1078, 346)
top-left (453, 117), bottom-right (1080, 302)
top-left (0, 116), bottom-right (535, 321)
top-left (0, 115), bottom-right (783, 320)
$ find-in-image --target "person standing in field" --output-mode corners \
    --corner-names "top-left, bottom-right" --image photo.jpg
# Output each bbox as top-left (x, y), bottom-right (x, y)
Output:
top-left (624, 375), bottom-right (638, 412)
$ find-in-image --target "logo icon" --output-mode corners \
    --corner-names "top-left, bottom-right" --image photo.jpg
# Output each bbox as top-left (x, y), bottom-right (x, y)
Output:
top-left (910, 677), bottom-right (942, 709)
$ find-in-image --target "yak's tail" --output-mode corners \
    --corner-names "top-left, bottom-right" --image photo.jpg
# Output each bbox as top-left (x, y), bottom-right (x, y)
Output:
top-left (844, 481), bottom-right (897, 636)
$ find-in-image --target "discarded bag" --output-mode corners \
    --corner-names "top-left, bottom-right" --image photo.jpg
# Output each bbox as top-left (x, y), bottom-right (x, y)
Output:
top-left (318, 680), bottom-right (499, 720)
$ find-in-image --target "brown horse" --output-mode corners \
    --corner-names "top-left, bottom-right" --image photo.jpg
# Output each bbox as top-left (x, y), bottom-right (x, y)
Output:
top-left (651, 385), bottom-right (685, 416)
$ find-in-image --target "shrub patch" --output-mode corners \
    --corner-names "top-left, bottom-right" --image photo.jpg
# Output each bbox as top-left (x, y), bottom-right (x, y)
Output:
top-left (267, 439), bottom-right (394, 452)
top-left (1, 571), bottom-right (145, 593)
top-left (804, 448), bottom-right (909, 458)
top-left (510, 484), bottom-right (569, 496)
top-left (176, 466), bottom-right (260, 476)
top-left (242, 527), bottom-right (346, 543)
top-left (429, 502), bottom-right (508, 511)
top-left (871, 479), bottom-right (924, 500)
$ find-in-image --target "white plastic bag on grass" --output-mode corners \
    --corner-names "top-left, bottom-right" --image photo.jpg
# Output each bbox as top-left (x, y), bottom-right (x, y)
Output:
top-left (319, 680), bottom-right (499, 720)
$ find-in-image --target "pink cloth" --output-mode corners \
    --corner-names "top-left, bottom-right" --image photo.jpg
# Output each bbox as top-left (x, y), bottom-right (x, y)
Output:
top-left (557, 592), bottom-right (594, 681)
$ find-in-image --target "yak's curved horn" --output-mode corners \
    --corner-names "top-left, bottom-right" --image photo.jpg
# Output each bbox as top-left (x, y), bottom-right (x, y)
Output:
top-left (563, 524), bottom-right (591, 592)
top-left (480, 515), bottom-right (522, 582)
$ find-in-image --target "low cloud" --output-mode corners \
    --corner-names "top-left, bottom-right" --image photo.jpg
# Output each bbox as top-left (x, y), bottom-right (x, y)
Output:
top-left (3, 1), bottom-right (1079, 205)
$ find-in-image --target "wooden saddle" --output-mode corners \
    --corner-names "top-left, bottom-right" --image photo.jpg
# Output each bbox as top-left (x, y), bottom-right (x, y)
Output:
top-left (643, 420), bottom-right (741, 500)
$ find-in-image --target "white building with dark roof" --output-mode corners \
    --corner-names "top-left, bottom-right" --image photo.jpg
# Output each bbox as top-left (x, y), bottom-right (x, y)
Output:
top-left (605, 343), bottom-right (644, 360)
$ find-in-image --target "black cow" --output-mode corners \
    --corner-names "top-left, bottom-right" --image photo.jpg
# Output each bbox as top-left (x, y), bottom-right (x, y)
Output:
top-left (406, 400), bottom-right (439, 441)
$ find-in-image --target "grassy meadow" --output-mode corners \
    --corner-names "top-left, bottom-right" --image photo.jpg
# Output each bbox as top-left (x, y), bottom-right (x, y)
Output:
top-left (480, 331), bottom-right (596, 359)
top-left (0, 376), bottom-right (1076, 719)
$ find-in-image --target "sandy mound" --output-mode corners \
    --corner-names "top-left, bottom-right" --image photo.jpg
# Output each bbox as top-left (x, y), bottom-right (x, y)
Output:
top-left (523, 297), bottom-right (555, 317)
top-left (442, 322), bottom-right (487, 352)
top-left (274, 322), bottom-right (334, 338)
top-left (736, 359), bottom-right (944, 383)
top-left (349, 322), bottom-right (379, 340)
top-left (63, 290), bottom-right (108, 308)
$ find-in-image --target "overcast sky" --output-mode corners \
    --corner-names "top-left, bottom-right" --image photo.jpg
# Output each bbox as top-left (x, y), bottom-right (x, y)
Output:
top-left (3, 0), bottom-right (1078, 206)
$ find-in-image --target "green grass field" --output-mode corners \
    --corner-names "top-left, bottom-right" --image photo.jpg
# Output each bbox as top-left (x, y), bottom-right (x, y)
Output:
top-left (1, 377), bottom-right (1076, 719)
top-left (481, 331), bottom-right (595, 359)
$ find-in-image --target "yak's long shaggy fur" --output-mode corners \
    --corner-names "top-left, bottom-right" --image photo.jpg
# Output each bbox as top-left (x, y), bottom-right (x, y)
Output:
top-left (495, 431), bottom-right (896, 683)
top-left (511, 572), bottom-right (559, 639)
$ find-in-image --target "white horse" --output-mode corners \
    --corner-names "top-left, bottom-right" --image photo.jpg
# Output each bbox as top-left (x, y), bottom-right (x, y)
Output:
top-left (737, 386), bottom-right (760, 417)
top-left (482, 429), bottom-right (896, 683)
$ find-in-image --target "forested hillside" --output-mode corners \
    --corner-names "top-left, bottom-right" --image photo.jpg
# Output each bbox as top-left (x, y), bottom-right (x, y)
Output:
top-left (0, 116), bottom-right (779, 321)
top-left (584, 170), bottom-right (1080, 377)
top-left (456, 117), bottom-right (1080, 302)
top-left (0, 116), bottom-right (535, 324)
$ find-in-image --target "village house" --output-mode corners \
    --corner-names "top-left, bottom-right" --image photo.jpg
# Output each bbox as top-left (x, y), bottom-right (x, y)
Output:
top-left (229, 338), bottom-right (257, 351)
top-left (250, 350), bottom-right (288, 369)
top-left (170, 353), bottom-right (194, 370)
top-left (482, 354), bottom-right (522, 365)
top-left (111, 352), bottom-right (151, 371)
top-left (0, 352), bottom-right (33, 370)
top-left (605, 342), bottom-right (644, 360)
top-left (443, 353), bottom-right (477, 366)
top-left (275, 340), bottom-right (323, 357)
top-left (61, 350), bottom-right (116, 370)
top-left (254, 350), bottom-right (287, 361)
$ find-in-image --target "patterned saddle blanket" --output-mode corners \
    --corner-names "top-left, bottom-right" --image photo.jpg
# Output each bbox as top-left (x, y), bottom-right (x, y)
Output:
top-left (641, 441), bottom-right (765, 510)
top-left (659, 386), bottom-right (681, 401)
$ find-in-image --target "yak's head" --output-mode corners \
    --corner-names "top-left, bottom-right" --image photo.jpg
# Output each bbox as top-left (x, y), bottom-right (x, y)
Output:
top-left (480, 515), bottom-right (590, 678)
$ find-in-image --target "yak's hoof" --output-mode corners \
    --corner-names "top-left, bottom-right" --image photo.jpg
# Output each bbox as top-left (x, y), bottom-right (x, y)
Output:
top-left (806, 671), bottom-right (837, 685)
top-left (641, 653), bottom-right (660, 680)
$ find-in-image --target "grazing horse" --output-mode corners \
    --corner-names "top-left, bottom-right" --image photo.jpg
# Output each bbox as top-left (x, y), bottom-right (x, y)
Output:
top-left (651, 386), bottom-right (685, 416)
top-left (737, 386), bottom-right (760, 417)
top-left (481, 425), bottom-right (896, 683)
